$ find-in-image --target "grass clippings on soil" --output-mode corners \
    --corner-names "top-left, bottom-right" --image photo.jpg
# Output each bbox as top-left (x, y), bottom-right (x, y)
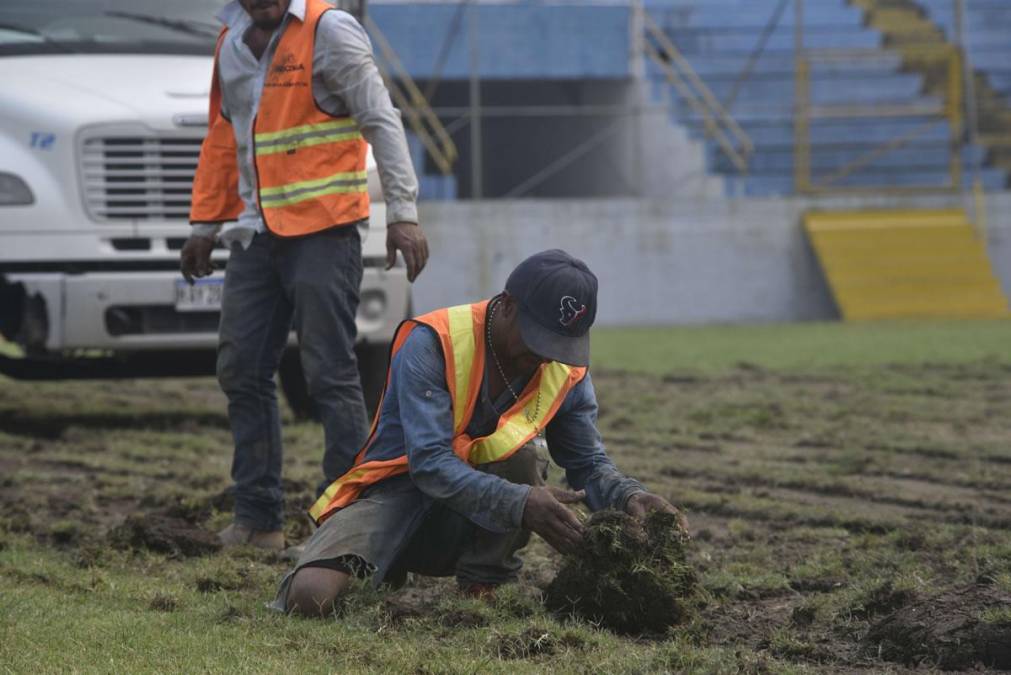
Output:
top-left (3, 320), bottom-right (1011, 672)
top-left (865, 582), bottom-right (1011, 670)
top-left (108, 513), bottom-right (221, 558)
top-left (545, 509), bottom-right (701, 635)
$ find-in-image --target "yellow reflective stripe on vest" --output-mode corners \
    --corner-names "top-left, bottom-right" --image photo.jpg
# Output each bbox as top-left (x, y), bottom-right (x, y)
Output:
top-left (308, 465), bottom-right (371, 521)
top-left (254, 118), bottom-right (358, 143)
top-left (255, 130), bottom-right (363, 157)
top-left (259, 170), bottom-right (368, 208)
top-left (446, 304), bottom-right (476, 433)
top-left (254, 119), bottom-right (362, 156)
top-left (468, 362), bottom-right (572, 465)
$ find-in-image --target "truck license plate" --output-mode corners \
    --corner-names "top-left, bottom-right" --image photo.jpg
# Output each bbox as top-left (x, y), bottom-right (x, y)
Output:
top-left (175, 278), bottom-right (224, 312)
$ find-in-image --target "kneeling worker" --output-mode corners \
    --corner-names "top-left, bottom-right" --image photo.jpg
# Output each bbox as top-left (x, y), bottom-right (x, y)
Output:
top-left (274, 249), bottom-right (687, 616)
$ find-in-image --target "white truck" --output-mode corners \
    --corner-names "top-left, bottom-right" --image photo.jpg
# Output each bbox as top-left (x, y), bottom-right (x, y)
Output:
top-left (0, 0), bottom-right (408, 417)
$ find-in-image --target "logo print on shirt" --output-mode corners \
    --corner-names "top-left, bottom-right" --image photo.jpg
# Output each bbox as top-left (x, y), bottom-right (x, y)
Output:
top-left (559, 296), bottom-right (587, 327)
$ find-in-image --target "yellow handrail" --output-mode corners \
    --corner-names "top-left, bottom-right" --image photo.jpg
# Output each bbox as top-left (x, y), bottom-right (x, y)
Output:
top-left (365, 16), bottom-right (458, 176)
top-left (794, 46), bottom-right (964, 194)
top-left (641, 11), bottom-right (753, 173)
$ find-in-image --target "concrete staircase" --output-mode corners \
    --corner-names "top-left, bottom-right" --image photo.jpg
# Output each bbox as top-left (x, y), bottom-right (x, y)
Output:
top-left (804, 208), bottom-right (1008, 319)
top-left (647, 0), bottom-right (1006, 196)
top-left (635, 82), bottom-right (728, 199)
top-left (853, 0), bottom-right (1011, 189)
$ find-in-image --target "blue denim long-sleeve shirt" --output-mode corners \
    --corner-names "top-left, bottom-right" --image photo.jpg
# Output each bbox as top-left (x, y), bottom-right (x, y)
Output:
top-left (367, 324), bottom-right (646, 534)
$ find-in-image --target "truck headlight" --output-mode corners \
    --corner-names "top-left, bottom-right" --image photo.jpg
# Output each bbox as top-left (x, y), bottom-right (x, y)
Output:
top-left (0, 173), bottom-right (34, 206)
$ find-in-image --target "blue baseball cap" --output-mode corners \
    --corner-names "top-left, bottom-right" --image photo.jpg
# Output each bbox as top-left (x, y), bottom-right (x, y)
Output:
top-left (504, 249), bottom-right (597, 367)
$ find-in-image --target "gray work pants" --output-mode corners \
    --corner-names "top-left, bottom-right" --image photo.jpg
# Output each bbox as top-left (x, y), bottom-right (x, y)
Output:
top-left (270, 444), bottom-right (548, 611)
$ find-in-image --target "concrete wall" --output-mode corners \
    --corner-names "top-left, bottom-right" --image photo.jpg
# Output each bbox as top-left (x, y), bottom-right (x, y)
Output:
top-left (986, 193), bottom-right (1011, 301)
top-left (411, 192), bottom-right (1011, 325)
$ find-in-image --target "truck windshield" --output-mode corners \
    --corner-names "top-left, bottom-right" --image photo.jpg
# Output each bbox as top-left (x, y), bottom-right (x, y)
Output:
top-left (0, 0), bottom-right (225, 56)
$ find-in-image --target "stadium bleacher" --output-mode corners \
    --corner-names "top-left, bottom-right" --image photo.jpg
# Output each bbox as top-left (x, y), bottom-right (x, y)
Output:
top-left (910, 0), bottom-right (1011, 187)
top-left (370, 0), bottom-right (1010, 200)
top-left (918, 0), bottom-right (1011, 95)
top-left (646, 0), bottom-right (1008, 196)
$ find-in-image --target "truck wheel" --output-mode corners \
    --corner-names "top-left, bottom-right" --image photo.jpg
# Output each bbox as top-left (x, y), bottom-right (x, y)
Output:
top-left (278, 350), bottom-right (316, 421)
top-left (355, 342), bottom-right (389, 422)
top-left (278, 344), bottom-right (389, 422)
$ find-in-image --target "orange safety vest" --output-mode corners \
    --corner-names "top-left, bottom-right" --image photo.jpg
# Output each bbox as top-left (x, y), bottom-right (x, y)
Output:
top-left (189, 0), bottom-right (370, 236)
top-left (308, 300), bottom-right (588, 525)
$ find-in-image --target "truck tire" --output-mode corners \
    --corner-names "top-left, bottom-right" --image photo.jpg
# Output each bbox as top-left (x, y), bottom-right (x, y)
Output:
top-left (278, 343), bottom-right (389, 422)
top-left (355, 342), bottom-right (389, 421)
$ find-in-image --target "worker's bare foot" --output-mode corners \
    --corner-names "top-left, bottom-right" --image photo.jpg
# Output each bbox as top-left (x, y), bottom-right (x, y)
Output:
top-left (218, 523), bottom-right (284, 552)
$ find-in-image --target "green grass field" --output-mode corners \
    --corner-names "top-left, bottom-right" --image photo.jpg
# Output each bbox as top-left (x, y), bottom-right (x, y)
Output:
top-left (2, 320), bottom-right (1011, 673)
top-left (592, 319), bottom-right (1011, 373)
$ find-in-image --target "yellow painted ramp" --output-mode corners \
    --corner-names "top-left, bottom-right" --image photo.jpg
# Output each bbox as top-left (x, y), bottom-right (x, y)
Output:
top-left (803, 209), bottom-right (1009, 320)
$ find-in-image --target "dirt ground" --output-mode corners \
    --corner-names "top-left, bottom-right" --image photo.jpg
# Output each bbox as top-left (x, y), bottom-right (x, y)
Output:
top-left (3, 360), bottom-right (1011, 672)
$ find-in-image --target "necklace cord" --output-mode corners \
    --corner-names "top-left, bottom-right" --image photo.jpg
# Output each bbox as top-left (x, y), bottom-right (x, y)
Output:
top-left (486, 297), bottom-right (542, 425)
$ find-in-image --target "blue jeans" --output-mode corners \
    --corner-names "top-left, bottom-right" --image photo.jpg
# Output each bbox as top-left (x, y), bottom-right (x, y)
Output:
top-left (217, 225), bottom-right (369, 531)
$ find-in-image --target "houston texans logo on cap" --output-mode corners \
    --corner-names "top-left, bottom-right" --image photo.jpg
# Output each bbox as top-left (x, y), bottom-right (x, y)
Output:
top-left (505, 250), bottom-right (596, 366)
top-left (559, 296), bottom-right (587, 327)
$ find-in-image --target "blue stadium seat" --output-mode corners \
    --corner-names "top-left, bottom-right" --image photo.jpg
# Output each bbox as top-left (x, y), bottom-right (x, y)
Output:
top-left (372, 0), bottom-right (1007, 200)
top-left (645, 0), bottom-right (1008, 195)
top-left (916, 0), bottom-right (1011, 94)
top-left (726, 167), bottom-right (1004, 197)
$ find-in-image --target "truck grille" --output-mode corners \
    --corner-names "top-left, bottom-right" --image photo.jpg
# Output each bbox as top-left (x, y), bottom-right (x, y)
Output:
top-left (80, 135), bottom-right (203, 220)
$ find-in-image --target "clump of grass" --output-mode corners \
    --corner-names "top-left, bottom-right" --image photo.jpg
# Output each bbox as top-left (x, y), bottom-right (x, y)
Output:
top-left (979, 606), bottom-right (1011, 626)
top-left (72, 541), bottom-right (105, 569)
top-left (790, 603), bottom-right (819, 628)
top-left (490, 584), bottom-right (542, 619)
top-left (766, 628), bottom-right (829, 661)
top-left (193, 567), bottom-right (246, 594)
top-left (148, 593), bottom-right (178, 612)
top-left (849, 578), bottom-right (918, 619)
top-left (990, 572), bottom-right (1011, 594)
top-left (216, 605), bottom-right (244, 624)
top-left (48, 520), bottom-right (81, 546)
top-left (486, 626), bottom-right (558, 660)
top-left (544, 510), bottom-right (701, 635)
top-left (0, 508), bottom-right (32, 534)
top-left (652, 636), bottom-right (788, 674)
top-left (107, 514), bottom-right (220, 558)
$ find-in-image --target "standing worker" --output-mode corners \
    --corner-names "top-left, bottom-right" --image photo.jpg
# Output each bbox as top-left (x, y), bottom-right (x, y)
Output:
top-left (180, 0), bottom-right (428, 551)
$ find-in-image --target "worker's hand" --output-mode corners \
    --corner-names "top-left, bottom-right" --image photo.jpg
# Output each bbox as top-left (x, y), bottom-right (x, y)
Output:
top-left (522, 485), bottom-right (586, 555)
top-left (625, 492), bottom-right (689, 533)
top-left (180, 235), bottom-right (216, 285)
top-left (386, 221), bottom-right (429, 283)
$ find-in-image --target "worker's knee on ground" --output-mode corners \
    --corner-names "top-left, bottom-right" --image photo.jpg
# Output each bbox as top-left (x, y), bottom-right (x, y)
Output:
top-left (484, 443), bottom-right (545, 487)
top-left (286, 566), bottom-right (351, 617)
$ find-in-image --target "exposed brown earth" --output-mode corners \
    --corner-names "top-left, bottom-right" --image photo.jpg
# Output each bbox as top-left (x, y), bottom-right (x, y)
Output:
top-left (866, 584), bottom-right (1011, 670)
top-left (2, 361), bottom-right (1011, 671)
